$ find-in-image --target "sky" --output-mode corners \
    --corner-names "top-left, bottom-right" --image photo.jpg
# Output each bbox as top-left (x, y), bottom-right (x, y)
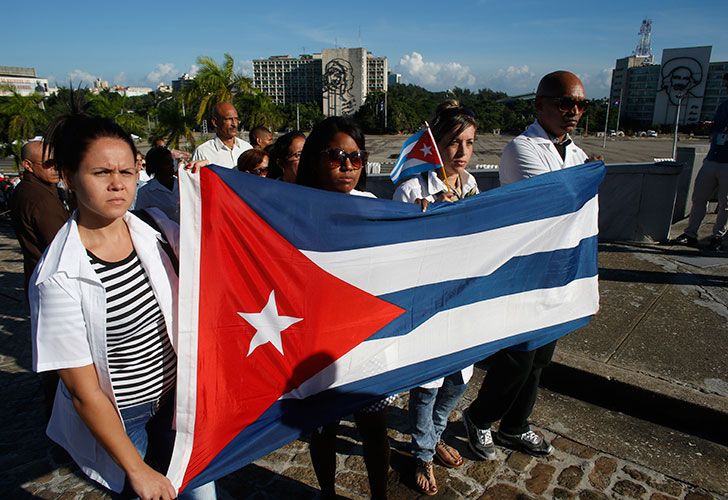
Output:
top-left (3, 0), bottom-right (727, 99)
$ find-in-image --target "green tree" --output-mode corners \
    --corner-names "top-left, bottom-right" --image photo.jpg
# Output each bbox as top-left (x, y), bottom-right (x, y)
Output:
top-left (153, 98), bottom-right (196, 150)
top-left (278, 102), bottom-right (324, 131)
top-left (0, 87), bottom-right (48, 166)
top-left (87, 91), bottom-right (147, 137)
top-left (235, 91), bottom-right (284, 131)
top-left (184, 53), bottom-right (254, 124)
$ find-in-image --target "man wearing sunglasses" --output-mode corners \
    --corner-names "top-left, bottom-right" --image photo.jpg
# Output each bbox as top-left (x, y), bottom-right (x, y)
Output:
top-left (499, 71), bottom-right (595, 184)
top-left (464, 71), bottom-right (595, 460)
top-left (10, 140), bottom-right (70, 296)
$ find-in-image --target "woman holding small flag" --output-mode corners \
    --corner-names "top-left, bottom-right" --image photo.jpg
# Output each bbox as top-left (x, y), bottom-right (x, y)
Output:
top-left (393, 100), bottom-right (479, 496)
top-left (296, 116), bottom-right (391, 499)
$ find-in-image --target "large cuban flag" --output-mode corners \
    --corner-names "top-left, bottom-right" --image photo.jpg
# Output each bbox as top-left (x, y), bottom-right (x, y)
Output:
top-left (168, 161), bottom-right (605, 492)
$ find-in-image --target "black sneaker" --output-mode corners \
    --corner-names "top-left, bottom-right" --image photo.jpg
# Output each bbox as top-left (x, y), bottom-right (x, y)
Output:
top-left (707, 237), bottom-right (724, 251)
top-left (670, 233), bottom-right (698, 246)
top-left (495, 429), bottom-right (553, 456)
top-left (463, 409), bottom-right (496, 460)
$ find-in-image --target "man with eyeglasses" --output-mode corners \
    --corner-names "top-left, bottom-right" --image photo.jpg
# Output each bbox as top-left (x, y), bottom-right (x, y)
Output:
top-left (191, 102), bottom-right (252, 168)
top-left (463, 71), bottom-right (596, 461)
top-left (10, 140), bottom-right (70, 296)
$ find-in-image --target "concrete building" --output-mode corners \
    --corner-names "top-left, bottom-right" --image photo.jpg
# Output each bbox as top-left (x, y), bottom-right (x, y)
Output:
top-left (0, 66), bottom-right (51, 96)
top-left (388, 72), bottom-right (401, 86)
top-left (253, 48), bottom-right (388, 116)
top-left (172, 73), bottom-right (195, 92)
top-left (609, 46), bottom-right (728, 127)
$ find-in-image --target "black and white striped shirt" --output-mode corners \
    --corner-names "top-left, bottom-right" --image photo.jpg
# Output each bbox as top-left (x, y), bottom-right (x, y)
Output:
top-left (88, 249), bottom-right (176, 409)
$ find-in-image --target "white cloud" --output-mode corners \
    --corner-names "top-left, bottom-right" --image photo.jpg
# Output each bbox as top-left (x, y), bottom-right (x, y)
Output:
top-left (577, 68), bottom-right (613, 98)
top-left (187, 64), bottom-right (200, 77)
top-left (147, 63), bottom-right (179, 84)
top-left (397, 52), bottom-right (476, 90)
top-left (236, 59), bottom-right (254, 78)
top-left (484, 65), bottom-right (537, 94)
top-left (67, 69), bottom-right (98, 85)
top-left (113, 72), bottom-right (126, 85)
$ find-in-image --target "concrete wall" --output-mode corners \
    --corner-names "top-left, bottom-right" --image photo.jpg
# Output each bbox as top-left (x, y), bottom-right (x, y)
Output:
top-left (674, 144), bottom-right (710, 222)
top-left (367, 162), bottom-right (684, 243)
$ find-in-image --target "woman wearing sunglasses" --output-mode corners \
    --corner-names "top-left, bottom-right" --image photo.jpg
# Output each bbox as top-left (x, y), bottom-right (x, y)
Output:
top-left (236, 148), bottom-right (270, 177)
top-left (296, 116), bottom-right (390, 499)
top-left (29, 115), bottom-right (216, 500)
top-left (392, 100), bottom-right (479, 496)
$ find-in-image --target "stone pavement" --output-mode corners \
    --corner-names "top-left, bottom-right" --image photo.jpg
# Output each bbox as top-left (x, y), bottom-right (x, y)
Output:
top-left (1, 213), bottom-right (726, 499)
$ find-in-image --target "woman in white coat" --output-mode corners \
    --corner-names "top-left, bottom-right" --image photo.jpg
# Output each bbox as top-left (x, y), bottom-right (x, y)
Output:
top-left (393, 100), bottom-right (479, 496)
top-left (30, 115), bottom-right (215, 500)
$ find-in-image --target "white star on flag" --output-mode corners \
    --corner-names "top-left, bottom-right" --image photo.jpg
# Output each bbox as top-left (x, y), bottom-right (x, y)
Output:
top-left (420, 144), bottom-right (432, 157)
top-left (238, 290), bottom-right (303, 357)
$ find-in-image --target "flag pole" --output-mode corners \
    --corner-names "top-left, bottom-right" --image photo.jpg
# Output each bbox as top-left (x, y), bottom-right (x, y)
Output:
top-left (425, 121), bottom-right (451, 193)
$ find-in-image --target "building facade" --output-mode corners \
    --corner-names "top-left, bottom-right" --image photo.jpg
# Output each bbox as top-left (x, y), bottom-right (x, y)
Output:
top-left (610, 46), bottom-right (728, 127)
top-left (253, 48), bottom-right (388, 116)
top-left (0, 66), bottom-right (51, 96)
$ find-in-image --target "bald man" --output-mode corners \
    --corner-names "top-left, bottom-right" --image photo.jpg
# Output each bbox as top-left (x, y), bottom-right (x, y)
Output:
top-left (191, 102), bottom-right (252, 167)
top-left (464, 71), bottom-right (596, 460)
top-left (10, 141), bottom-right (69, 294)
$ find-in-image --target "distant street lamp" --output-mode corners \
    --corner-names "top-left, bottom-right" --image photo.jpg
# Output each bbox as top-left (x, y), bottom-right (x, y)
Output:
top-left (672, 94), bottom-right (684, 160)
top-left (602, 98), bottom-right (611, 149)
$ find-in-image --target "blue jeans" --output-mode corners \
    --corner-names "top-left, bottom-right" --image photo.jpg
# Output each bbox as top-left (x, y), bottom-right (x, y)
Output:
top-left (119, 396), bottom-right (217, 500)
top-left (408, 373), bottom-right (468, 462)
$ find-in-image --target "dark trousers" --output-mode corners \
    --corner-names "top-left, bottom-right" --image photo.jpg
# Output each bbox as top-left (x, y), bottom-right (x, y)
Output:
top-left (468, 341), bottom-right (557, 435)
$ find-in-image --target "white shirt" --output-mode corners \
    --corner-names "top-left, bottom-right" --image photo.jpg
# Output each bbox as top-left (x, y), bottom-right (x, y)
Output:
top-left (499, 120), bottom-right (589, 186)
top-left (350, 188), bottom-right (377, 198)
top-left (134, 177), bottom-right (179, 222)
top-left (393, 170), bottom-right (479, 203)
top-left (191, 135), bottom-right (252, 168)
top-left (392, 170), bottom-right (476, 389)
top-left (30, 210), bottom-right (179, 492)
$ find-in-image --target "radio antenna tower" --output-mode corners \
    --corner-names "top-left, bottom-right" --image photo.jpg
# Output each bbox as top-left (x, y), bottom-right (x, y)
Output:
top-left (633, 19), bottom-right (654, 63)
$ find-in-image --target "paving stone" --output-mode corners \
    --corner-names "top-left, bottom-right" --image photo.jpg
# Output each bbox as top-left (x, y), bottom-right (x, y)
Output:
top-left (554, 486), bottom-right (577, 499)
top-left (524, 463), bottom-right (556, 495)
top-left (505, 451), bottom-right (533, 472)
top-left (650, 493), bottom-right (678, 500)
top-left (551, 437), bottom-right (598, 459)
top-left (336, 470), bottom-right (370, 498)
top-left (624, 465), bottom-right (650, 484)
top-left (612, 479), bottom-right (648, 498)
top-left (578, 490), bottom-right (610, 500)
top-left (684, 491), bottom-right (715, 500)
top-left (468, 459), bottom-right (501, 484)
top-left (648, 478), bottom-right (684, 497)
top-left (479, 482), bottom-right (534, 500)
top-left (558, 465), bottom-right (584, 490)
top-left (588, 457), bottom-right (617, 490)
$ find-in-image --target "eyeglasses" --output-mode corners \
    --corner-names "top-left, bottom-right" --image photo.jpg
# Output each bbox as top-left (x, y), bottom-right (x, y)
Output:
top-left (543, 97), bottom-right (589, 112)
top-left (251, 166), bottom-right (269, 176)
top-left (32, 159), bottom-right (56, 168)
top-left (322, 148), bottom-right (369, 170)
top-left (287, 151), bottom-right (302, 160)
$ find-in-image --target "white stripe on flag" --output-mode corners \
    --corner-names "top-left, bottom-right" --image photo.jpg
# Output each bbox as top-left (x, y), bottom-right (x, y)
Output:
top-left (302, 196), bottom-right (598, 296)
top-left (283, 275), bottom-right (599, 399)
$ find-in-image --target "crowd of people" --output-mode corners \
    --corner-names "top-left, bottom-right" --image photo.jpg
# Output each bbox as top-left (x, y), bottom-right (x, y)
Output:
top-left (7, 69), bottom-right (726, 499)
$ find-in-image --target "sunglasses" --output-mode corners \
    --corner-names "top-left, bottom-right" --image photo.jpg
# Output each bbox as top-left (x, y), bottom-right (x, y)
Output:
top-left (251, 166), bottom-right (269, 176)
top-left (322, 148), bottom-right (369, 170)
top-left (543, 97), bottom-right (589, 112)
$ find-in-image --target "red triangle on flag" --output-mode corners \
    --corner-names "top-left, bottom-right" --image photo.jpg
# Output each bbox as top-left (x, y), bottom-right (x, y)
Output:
top-left (406, 128), bottom-right (442, 165)
top-left (183, 170), bottom-right (405, 486)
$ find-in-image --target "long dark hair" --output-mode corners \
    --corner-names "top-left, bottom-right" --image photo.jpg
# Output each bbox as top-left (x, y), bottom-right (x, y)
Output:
top-left (268, 130), bottom-right (305, 179)
top-left (296, 117), bottom-right (367, 191)
top-left (45, 114), bottom-right (137, 176)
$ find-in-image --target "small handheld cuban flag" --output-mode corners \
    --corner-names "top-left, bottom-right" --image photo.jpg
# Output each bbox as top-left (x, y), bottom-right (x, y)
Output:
top-left (389, 125), bottom-right (443, 184)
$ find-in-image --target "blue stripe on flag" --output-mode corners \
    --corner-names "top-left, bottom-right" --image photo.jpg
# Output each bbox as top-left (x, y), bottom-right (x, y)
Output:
top-left (370, 235), bottom-right (598, 340)
top-left (210, 161), bottom-right (605, 252)
top-left (184, 315), bottom-right (591, 490)
top-left (390, 129), bottom-right (425, 183)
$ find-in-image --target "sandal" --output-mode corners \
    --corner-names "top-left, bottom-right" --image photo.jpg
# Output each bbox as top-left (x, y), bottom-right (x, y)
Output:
top-left (435, 440), bottom-right (464, 468)
top-left (414, 459), bottom-right (438, 496)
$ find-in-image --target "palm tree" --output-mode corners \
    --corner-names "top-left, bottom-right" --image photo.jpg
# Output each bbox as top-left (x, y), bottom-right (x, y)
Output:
top-left (183, 53), bottom-right (254, 124)
top-left (0, 87), bottom-right (48, 167)
top-left (88, 91), bottom-right (147, 137)
top-left (153, 98), bottom-right (196, 150)
top-left (235, 91), bottom-right (283, 131)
